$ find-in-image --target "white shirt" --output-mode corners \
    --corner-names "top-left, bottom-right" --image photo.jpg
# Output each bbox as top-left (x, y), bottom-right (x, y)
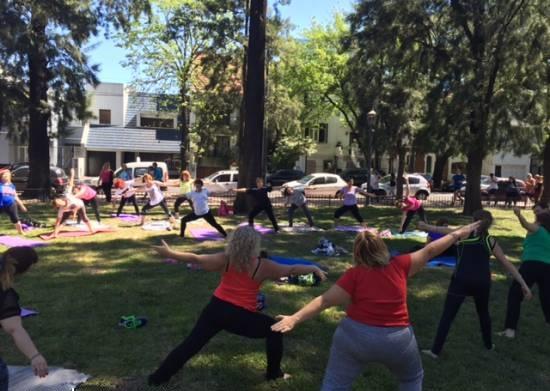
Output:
top-left (488, 177), bottom-right (498, 191)
top-left (115, 180), bottom-right (136, 198)
top-left (57, 194), bottom-right (84, 218)
top-left (145, 183), bottom-right (164, 206)
top-left (187, 189), bottom-right (210, 215)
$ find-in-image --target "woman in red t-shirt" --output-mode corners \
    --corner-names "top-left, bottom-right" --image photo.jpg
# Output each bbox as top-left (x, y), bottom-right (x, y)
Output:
top-left (272, 223), bottom-right (479, 391)
top-left (146, 226), bottom-right (327, 387)
top-left (396, 176), bottom-right (427, 233)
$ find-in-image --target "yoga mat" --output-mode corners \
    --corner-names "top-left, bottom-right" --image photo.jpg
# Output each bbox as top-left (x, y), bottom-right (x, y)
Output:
top-left (0, 236), bottom-right (48, 248)
top-left (142, 221), bottom-right (172, 231)
top-left (335, 225), bottom-right (368, 233)
top-left (40, 227), bottom-right (115, 241)
top-left (238, 223), bottom-right (274, 235)
top-left (281, 226), bottom-right (325, 233)
top-left (189, 227), bottom-right (225, 241)
top-left (21, 308), bottom-right (39, 318)
top-left (269, 255), bottom-right (325, 270)
top-left (111, 213), bottom-right (140, 222)
top-left (7, 365), bottom-right (89, 391)
top-left (427, 256), bottom-right (457, 268)
top-left (388, 230), bottom-right (428, 239)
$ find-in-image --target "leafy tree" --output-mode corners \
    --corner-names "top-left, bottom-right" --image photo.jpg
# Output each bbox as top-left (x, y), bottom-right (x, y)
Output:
top-left (120, 0), bottom-right (245, 170)
top-left (0, 0), bottom-right (149, 197)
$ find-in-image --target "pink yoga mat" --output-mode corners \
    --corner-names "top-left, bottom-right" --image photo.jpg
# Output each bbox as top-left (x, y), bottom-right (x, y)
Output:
top-left (0, 236), bottom-right (48, 248)
top-left (110, 213), bottom-right (140, 222)
top-left (40, 228), bottom-right (116, 241)
top-left (189, 228), bottom-right (225, 241)
top-left (238, 223), bottom-right (274, 235)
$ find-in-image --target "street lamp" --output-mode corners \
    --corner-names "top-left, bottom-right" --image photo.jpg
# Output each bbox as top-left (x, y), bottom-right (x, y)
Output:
top-left (366, 110), bottom-right (377, 195)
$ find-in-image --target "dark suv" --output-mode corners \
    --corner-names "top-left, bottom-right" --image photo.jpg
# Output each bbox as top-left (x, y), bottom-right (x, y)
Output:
top-left (10, 165), bottom-right (68, 195)
top-left (266, 169), bottom-right (305, 187)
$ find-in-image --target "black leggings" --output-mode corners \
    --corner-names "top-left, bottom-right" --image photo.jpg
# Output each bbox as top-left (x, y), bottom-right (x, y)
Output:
top-left (400, 207), bottom-right (427, 233)
top-left (142, 200), bottom-right (172, 218)
top-left (174, 196), bottom-right (193, 214)
top-left (1, 204), bottom-right (19, 224)
top-left (431, 278), bottom-right (492, 355)
top-left (288, 204), bottom-right (314, 227)
top-left (148, 296), bottom-right (284, 385)
top-left (248, 204), bottom-right (279, 231)
top-left (334, 204), bottom-right (363, 223)
top-left (504, 261), bottom-right (550, 330)
top-left (180, 210), bottom-right (227, 238)
top-left (117, 195), bottom-right (140, 216)
top-left (80, 197), bottom-right (100, 222)
top-left (101, 182), bottom-right (113, 202)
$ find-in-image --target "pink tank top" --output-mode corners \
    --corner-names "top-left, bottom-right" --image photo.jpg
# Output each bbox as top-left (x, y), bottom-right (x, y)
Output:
top-left (80, 185), bottom-right (97, 201)
top-left (402, 196), bottom-right (422, 211)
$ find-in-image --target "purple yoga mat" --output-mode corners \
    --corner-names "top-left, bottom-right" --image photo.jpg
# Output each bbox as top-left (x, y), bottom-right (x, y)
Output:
top-left (238, 223), bottom-right (274, 235)
top-left (111, 213), bottom-right (140, 222)
top-left (189, 228), bottom-right (225, 241)
top-left (335, 225), bottom-right (368, 233)
top-left (0, 236), bottom-right (48, 248)
top-left (21, 308), bottom-right (39, 318)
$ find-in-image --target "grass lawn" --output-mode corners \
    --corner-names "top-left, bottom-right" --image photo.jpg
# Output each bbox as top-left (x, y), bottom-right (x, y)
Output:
top-left (0, 203), bottom-right (549, 390)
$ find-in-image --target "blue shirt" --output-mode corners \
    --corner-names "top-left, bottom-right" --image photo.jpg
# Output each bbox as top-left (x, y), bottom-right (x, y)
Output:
top-left (153, 167), bottom-right (163, 181)
top-left (0, 183), bottom-right (17, 207)
top-left (452, 174), bottom-right (465, 189)
top-left (120, 170), bottom-right (131, 180)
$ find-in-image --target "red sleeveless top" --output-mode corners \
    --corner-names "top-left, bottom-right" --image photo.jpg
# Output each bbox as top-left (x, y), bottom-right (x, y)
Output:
top-left (213, 258), bottom-right (262, 312)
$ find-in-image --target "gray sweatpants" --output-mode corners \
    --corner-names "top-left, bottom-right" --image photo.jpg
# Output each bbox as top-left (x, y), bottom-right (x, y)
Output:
top-left (321, 317), bottom-right (423, 391)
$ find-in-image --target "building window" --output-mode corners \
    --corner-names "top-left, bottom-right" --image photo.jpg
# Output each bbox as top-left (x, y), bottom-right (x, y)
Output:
top-left (426, 155), bottom-right (433, 174)
top-left (99, 109), bottom-right (111, 125)
top-left (318, 123), bottom-right (328, 143)
top-left (305, 124), bottom-right (329, 144)
top-left (495, 165), bottom-right (502, 177)
top-left (140, 117), bottom-right (175, 129)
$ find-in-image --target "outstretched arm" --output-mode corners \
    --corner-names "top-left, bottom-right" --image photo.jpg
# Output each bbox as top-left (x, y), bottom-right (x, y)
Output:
top-left (271, 285), bottom-right (350, 333)
top-left (408, 222), bottom-right (480, 277)
top-left (513, 207), bottom-right (538, 233)
top-left (1, 316), bottom-right (48, 377)
top-left (358, 190), bottom-right (376, 198)
top-left (258, 259), bottom-right (327, 282)
top-left (417, 221), bottom-right (455, 234)
top-left (151, 240), bottom-right (226, 272)
top-left (492, 243), bottom-right (533, 300)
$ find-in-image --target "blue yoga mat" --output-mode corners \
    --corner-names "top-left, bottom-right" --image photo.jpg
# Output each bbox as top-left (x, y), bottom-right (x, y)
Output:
top-left (269, 255), bottom-right (327, 270)
top-left (427, 256), bottom-right (457, 268)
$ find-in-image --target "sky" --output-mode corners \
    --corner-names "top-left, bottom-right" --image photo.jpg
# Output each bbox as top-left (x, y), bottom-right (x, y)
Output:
top-left (87, 0), bottom-right (354, 84)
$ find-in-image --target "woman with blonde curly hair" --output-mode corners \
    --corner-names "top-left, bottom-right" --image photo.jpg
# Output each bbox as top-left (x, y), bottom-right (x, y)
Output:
top-left (272, 222), bottom-right (480, 391)
top-left (147, 226), bottom-right (327, 386)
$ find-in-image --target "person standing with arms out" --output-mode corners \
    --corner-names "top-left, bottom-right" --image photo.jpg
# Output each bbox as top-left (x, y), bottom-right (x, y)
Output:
top-left (498, 207), bottom-right (550, 338)
top-left (235, 178), bottom-right (279, 232)
top-left (114, 178), bottom-right (140, 216)
top-left (397, 176), bottom-right (427, 233)
top-left (420, 210), bottom-right (532, 359)
top-left (282, 187), bottom-right (314, 228)
top-left (140, 174), bottom-right (174, 226)
top-left (98, 162), bottom-right (114, 203)
top-left (451, 168), bottom-right (465, 206)
top-left (0, 170), bottom-right (27, 235)
top-left (147, 226), bottom-right (327, 386)
top-left (271, 223), bottom-right (480, 391)
top-left (51, 193), bottom-right (95, 238)
top-left (179, 179), bottom-right (227, 238)
top-left (333, 178), bottom-right (375, 227)
top-left (173, 170), bottom-right (193, 218)
top-left (0, 247), bottom-right (48, 390)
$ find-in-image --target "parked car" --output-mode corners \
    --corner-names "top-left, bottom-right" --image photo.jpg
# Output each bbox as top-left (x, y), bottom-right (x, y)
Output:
top-left (282, 173), bottom-right (347, 196)
top-left (82, 161), bottom-right (169, 188)
top-left (362, 174), bottom-right (431, 200)
top-left (203, 170), bottom-right (239, 193)
top-left (10, 165), bottom-right (68, 195)
top-left (341, 168), bottom-right (370, 186)
top-left (266, 169), bottom-right (304, 187)
top-left (460, 177), bottom-right (526, 195)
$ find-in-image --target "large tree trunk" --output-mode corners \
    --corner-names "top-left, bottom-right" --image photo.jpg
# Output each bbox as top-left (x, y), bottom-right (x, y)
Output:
top-left (541, 136), bottom-right (550, 204)
top-left (179, 86), bottom-right (189, 171)
top-left (396, 148), bottom-right (406, 199)
top-left (235, 0), bottom-right (266, 213)
top-left (25, 12), bottom-right (51, 199)
top-left (433, 151), bottom-right (451, 189)
top-left (463, 145), bottom-right (484, 215)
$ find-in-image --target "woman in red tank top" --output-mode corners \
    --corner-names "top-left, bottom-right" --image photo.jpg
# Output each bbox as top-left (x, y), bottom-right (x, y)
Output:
top-left (147, 226), bottom-right (327, 387)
